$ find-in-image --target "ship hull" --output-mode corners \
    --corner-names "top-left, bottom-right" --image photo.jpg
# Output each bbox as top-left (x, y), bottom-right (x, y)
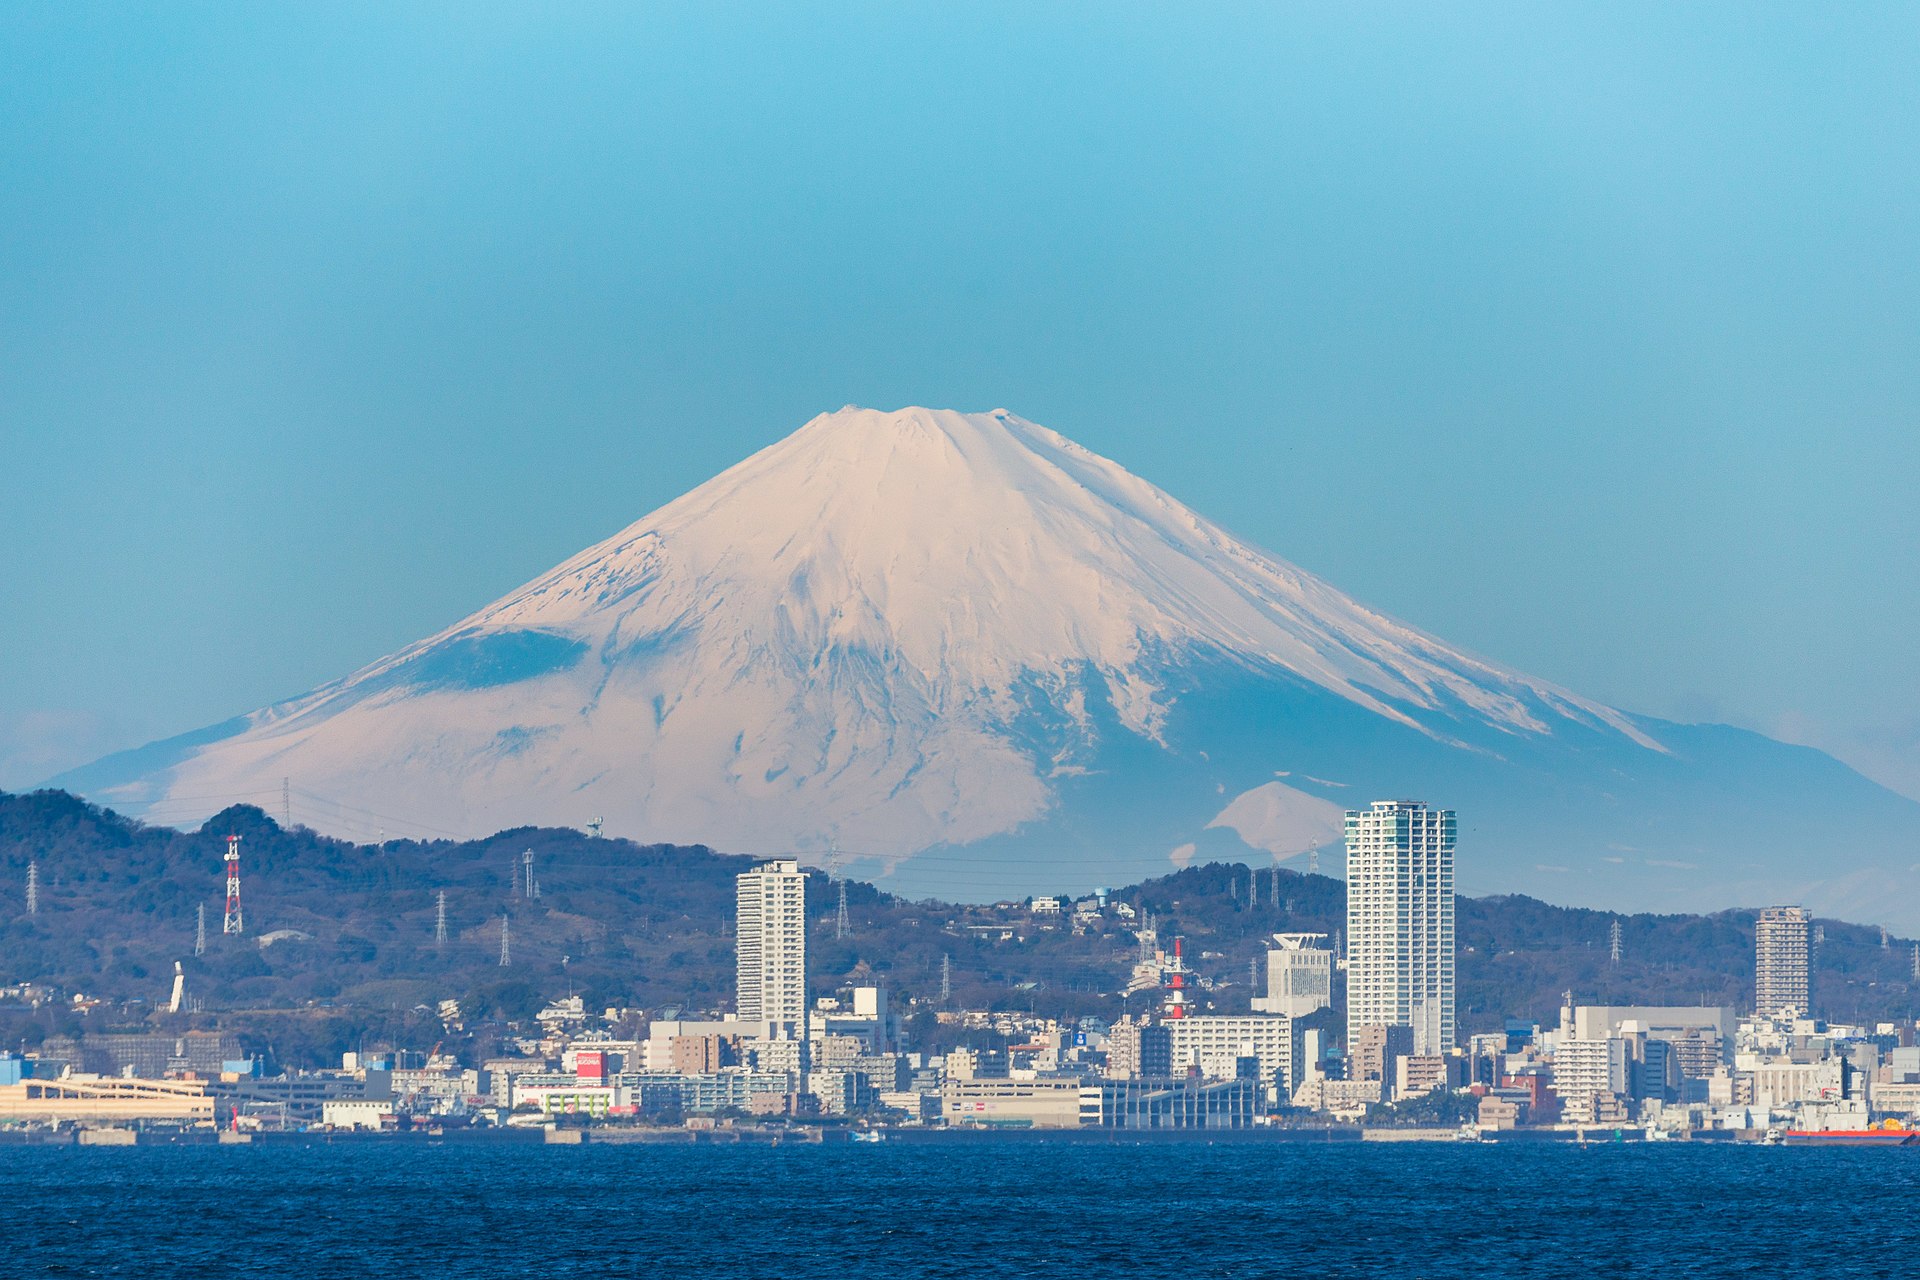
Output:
top-left (1783, 1130), bottom-right (1919, 1146)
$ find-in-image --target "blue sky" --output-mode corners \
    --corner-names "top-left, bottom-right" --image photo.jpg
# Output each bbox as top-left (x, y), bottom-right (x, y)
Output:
top-left (2, 4), bottom-right (1916, 799)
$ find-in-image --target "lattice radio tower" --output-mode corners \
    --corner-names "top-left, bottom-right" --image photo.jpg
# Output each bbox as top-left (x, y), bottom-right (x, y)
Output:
top-left (195, 903), bottom-right (206, 956)
top-left (1163, 936), bottom-right (1191, 1019)
top-left (281, 777), bottom-right (292, 830)
top-left (221, 834), bottom-right (243, 935)
top-left (435, 890), bottom-right (448, 946)
top-left (25, 860), bottom-right (36, 916)
top-left (827, 843), bottom-right (849, 939)
top-left (498, 913), bottom-right (511, 966)
top-left (1609, 919), bottom-right (1623, 965)
top-left (940, 953), bottom-right (952, 1005)
top-left (1911, 944), bottom-right (1919, 982)
top-left (1308, 843), bottom-right (1320, 876)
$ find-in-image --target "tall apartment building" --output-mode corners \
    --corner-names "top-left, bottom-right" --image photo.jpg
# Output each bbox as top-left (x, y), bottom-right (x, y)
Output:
top-left (1345, 800), bottom-right (1456, 1056)
top-left (736, 859), bottom-right (807, 1024)
top-left (1252, 933), bottom-right (1332, 1018)
top-left (1755, 905), bottom-right (1812, 1019)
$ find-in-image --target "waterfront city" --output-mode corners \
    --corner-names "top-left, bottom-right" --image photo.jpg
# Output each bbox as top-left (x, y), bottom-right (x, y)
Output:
top-left (4, 799), bottom-right (1906, 1149)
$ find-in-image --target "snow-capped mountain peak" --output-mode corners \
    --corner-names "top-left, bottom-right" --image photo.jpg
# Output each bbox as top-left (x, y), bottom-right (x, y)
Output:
top-left (58, 405), bottom-right (1919, 927)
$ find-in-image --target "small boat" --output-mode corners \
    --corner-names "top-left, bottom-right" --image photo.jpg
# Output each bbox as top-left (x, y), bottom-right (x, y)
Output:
top-left (851, 1129), bottom-right (885, 1143)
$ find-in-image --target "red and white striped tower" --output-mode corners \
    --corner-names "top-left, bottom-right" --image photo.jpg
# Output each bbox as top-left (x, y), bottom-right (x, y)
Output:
top-left (1163, 935), bottom-right (1190, 1020)
top-left (221, 834), bottom-right (243, 935)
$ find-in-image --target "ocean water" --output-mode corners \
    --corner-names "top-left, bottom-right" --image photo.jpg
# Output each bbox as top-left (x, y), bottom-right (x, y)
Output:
top-left (7, 1138), bottom-right (1918, 1277)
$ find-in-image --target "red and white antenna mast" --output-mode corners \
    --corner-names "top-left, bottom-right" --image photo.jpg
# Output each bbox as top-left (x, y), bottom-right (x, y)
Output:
top-left (222, 834), bottom-right (244, 935)
top-left (1163, 935), bottom-right (1190, 1020)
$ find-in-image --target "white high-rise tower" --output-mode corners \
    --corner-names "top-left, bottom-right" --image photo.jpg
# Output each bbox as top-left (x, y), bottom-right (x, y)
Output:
top-left (1755, 905), bottom-right (1812, 1019)
top-left (1345, 800), bottom-right (1456, 1056)
top-left (736, 858), bottom-right (807, 1025)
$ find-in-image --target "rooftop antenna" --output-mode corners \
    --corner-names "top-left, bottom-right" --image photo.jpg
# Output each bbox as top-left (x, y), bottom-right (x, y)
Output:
top-left (25, 860), bottom-right (36, 916)
top-left (435, 890), bottom-right (448, 947)
top-left (498, 913), bottom-right (511, 967)
top-left (1609, 919), bottom-right (1623, 965)
top-left (195, 904), bottom-right (206, 957)
top-left (222, 834), bottom-right (244, 935)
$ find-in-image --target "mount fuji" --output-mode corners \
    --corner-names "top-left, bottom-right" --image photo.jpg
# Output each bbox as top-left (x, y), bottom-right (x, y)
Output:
top-left (54, 407), bottom-right (1920, 925)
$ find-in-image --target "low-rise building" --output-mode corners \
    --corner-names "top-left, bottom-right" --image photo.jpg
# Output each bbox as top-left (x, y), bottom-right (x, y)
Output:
top-left (0, 1074), bottom-right (214, 1125)
top-left (943, 1077), bottom-right (1085, 1128)
top-left (1079, 1078), bottom-right (1257, 1129)
top-left (322, 1098), bottom-right (395, 1130)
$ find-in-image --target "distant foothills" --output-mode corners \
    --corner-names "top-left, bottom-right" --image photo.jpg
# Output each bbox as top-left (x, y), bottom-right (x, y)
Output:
top-left (2, 788), bottom-right (1917, 1070)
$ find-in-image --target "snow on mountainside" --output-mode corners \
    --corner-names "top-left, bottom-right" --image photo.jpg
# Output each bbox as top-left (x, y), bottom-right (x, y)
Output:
top-left (54, 406), bottom-right (1920, 925)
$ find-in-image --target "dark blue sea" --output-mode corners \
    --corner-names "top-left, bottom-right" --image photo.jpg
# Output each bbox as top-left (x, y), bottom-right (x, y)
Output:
top-left (8, 1138), bottom-right (1918, 1277)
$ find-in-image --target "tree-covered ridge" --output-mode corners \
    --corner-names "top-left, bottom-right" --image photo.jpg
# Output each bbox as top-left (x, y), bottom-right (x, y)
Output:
top-left (2, 789), bottom-right (1915, 1065)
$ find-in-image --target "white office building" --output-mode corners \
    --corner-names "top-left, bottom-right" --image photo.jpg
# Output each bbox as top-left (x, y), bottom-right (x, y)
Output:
top-left (1167, 1014), bottom-right (1299, 1099)
top-left (1345, 800), bottom-right (1456, 1056)
top-left (1252, 933), bottom-right (1332, 1018)
top-left (736, 859), bottom-right (807, 1023)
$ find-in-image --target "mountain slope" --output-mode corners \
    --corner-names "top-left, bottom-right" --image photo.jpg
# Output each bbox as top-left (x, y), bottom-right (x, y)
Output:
top-left (53, 407), bottom-right (1920, 926)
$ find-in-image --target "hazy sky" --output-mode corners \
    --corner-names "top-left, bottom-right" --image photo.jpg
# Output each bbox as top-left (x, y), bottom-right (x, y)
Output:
top-left (2, 5), bottom-right (1916, 800)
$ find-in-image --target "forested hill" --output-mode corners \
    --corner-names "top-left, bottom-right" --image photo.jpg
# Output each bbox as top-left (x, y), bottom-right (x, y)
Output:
top-left (3, 789), bottom-right (1916, 1050)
